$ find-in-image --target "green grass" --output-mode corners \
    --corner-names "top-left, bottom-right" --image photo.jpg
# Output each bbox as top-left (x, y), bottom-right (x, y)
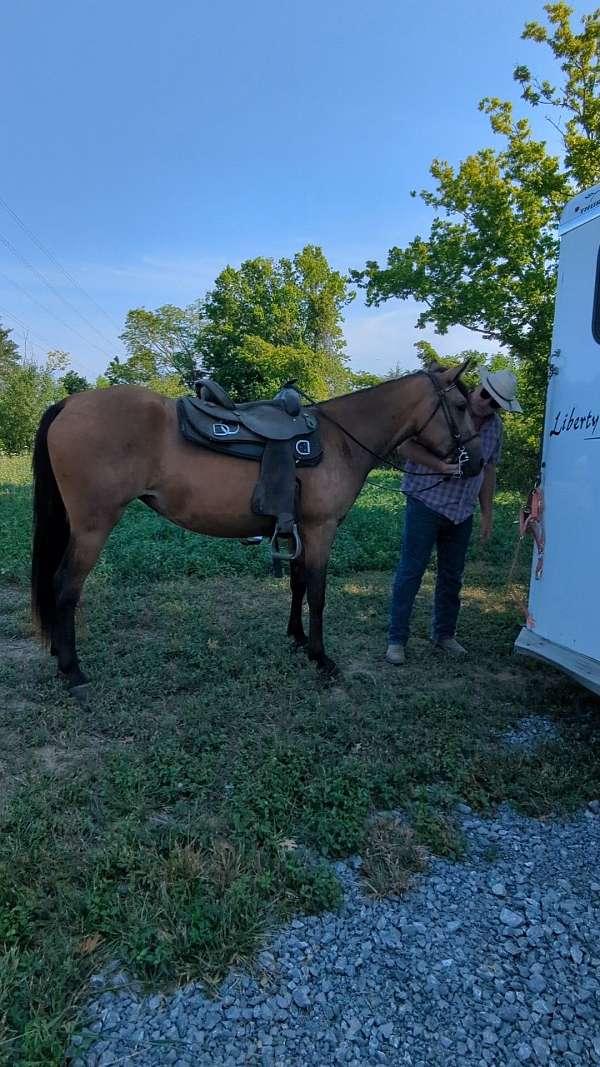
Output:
top-left (0, 455), bottom-right (521, 584)
top-left (0, 456), bottom-right (598, 1065)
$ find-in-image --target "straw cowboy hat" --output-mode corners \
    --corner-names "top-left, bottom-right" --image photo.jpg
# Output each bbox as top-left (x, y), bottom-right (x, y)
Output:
top-left (478, 367), bottom-right (522, 413)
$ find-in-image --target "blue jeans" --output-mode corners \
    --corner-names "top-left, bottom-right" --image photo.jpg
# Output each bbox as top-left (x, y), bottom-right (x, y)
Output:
top-left (389, 496), bottom-right (473, 645)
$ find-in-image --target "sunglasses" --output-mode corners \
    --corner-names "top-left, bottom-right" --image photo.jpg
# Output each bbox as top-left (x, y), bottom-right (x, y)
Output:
top-left (480, 387), bottom-right (501, 411)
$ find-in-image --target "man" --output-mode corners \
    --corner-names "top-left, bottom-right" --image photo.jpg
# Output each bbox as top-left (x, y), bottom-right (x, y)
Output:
top-left (385, 367), bottom-right (522, 665)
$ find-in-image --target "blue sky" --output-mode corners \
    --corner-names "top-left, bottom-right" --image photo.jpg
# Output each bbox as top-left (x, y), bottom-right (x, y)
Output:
top-left (0, 0), bottom-right (589, 381)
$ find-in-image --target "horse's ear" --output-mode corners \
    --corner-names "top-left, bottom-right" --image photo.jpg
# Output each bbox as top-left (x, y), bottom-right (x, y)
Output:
top-left (452, 357), bottom-right (473, 381)
top-left (436, 358), bottom-right (472, 385)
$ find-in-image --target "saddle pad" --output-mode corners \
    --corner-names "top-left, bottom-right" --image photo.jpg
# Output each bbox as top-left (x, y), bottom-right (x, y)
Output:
top-left (185, 394), bottom-right (318, 441)
top-left (177, 396), bottom-right (323, 466)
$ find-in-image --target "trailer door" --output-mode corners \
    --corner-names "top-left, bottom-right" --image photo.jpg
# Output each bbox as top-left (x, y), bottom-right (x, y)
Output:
top-left (526, 192), bottom-right (600, 662)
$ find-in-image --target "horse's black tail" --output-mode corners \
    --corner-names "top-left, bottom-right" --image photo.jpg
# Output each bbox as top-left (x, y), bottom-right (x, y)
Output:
top-left (31, 402), bottom-right (69, 643)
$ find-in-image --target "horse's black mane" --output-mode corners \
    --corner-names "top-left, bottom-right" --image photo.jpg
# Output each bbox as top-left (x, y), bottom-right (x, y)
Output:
top-left (316, 364), bottom-right (472, 408)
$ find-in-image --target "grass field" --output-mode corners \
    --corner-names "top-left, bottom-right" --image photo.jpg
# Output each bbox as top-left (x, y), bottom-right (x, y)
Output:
top-left (1, 454), bottom-right (598, 1066)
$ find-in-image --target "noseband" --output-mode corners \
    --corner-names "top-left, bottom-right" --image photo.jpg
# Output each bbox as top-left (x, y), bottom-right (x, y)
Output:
top-left (412, 371), bottom-right (479, 462)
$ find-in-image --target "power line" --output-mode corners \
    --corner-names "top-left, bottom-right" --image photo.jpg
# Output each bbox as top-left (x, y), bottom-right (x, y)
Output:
top-left (0, 303), bottom-right (92, 377)
top-left (0, 193), bottom-right (122, 333)
top-left (0, 230), bottom-right (117, 355)
top-left (0, 304), bottom-right (59, 354)
top-left (0, 265), bottom-right (114, 361)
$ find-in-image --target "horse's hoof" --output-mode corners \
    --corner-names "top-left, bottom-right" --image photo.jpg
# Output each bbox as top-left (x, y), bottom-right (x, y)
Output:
top-left (322, 661), bottom-right (340, 679)
top-left (69, 682), bottom-right (91, 705)
top-left (310, 654), bottom-right (339, 678)
top-left (289, 634), bottom-right (308, 651)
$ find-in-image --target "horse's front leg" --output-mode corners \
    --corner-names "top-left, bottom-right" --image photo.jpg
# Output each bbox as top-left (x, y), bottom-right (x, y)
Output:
top-left (303, 521), bottom-right (338, 675)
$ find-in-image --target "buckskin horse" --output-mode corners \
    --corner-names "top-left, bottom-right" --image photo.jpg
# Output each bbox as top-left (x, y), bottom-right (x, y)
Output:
top-left (31, 362), bottom-right (482, 700)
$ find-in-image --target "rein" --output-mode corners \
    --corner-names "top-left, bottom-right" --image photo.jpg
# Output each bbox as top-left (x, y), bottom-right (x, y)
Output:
top-left (295, 372), bottom-right (475, 481)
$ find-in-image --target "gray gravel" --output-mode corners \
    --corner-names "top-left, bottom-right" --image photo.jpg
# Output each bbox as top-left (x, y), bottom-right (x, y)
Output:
top-left (501, 717), bottom-right (562, 751)
top-left (69, 802), bottom-right (600, 1067)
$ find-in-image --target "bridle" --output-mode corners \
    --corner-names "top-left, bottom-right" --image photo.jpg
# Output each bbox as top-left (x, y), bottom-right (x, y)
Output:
top-left (412, 370), bottom-right (479, 466)
top-left (293, 370), bottom-right (478, 480)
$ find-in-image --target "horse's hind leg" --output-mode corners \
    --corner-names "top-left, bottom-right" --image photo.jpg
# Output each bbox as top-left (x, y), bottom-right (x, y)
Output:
top-left (52, 519), bottom-right (119, 697)
top-left (287, 556), bottom-right (308, 647)
top-left (303, 521), bottom-right (338, 675)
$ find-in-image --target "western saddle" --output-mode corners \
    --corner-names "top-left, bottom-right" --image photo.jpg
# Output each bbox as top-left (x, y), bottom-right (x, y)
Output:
top-left (176, 379), bottom-right (323, 568)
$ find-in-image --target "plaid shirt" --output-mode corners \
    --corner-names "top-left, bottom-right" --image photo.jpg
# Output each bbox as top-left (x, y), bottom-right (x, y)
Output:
top-left (402, 414), bottom-right (503, 524)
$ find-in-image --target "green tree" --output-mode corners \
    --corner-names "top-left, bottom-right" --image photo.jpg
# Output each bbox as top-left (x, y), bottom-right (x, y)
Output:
top-left (413, 341), bottom-right (512, 379)
top-left (346, 369), bottom-right (384, 390)
top-left (0, 322), bottom-right (20, 384)
top-left (106, 304), bottom-right (202, 388)
top-left (61, 369), bottom-right (91, 394)
top-left (105, 348), bottom-right (159, 386)
top-left (0, 356), bottom-right (66, 454)
top-left (221, 336), bottom-right (349, 401)
top-left (514, 3), bottom-right (600, 188)
top-left (45, 350), bottom-right (70, 375)
top-left (352, 3), bottom-right (600, 480)
top-left (198, 246), bottom-right (354, 400)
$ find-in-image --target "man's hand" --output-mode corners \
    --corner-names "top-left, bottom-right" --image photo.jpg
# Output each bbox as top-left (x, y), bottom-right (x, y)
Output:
top-left (480, 512), bottom-right (493, 543)
top-left (399, 441), bottom-right (460, 474)
top-left (438, 460), bottom-right (460, 476)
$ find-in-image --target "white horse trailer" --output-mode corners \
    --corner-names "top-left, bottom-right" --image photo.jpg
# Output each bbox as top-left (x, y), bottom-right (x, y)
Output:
top-left (514, 180), bottom-right (600, 696)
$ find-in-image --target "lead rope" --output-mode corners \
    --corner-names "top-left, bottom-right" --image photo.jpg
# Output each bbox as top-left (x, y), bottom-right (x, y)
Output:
top-left (505, 485), bottom-right (545, 629)
top-left (506, 356), bottom-right (557, 626)
top-left (364, 442), bottom-right (471, 497)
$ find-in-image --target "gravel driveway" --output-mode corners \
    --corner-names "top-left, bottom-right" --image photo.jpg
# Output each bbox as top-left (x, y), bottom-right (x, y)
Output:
top-left (69, 800), bottom-right (600, 1067)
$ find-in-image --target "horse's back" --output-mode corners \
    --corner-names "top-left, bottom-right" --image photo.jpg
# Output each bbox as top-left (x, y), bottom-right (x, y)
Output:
top-left (57, 383), bottom-right (169, 424)
top-left (51, 385), bottom-right (171, 444)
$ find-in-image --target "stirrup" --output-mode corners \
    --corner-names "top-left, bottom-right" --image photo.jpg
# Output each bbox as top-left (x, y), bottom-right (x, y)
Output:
top-left (270, 523), bottom-right (302, 564)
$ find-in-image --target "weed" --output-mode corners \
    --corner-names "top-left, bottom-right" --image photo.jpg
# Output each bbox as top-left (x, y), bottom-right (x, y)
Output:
top-left (362, 815), bottom-right (428, 897)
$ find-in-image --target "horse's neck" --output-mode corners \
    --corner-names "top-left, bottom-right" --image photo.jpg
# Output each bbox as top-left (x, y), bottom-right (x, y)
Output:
top-left (321, 378), bottom-right (420, 472)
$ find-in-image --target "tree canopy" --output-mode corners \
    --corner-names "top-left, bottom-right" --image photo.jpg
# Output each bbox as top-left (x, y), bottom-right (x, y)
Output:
top-left (198, 245), bottom-right (354, 400)
top-left (101, 247), bottom-right (355, 401)
top-left (106, 304), bottom-right (202, 389)
top-left (0, 323), bottom-right (20, 385)
top-left (0, 343), bottom-right (69, 454)
top-left (61, 369), bottom-right (91, 394)
top-left (351, 3), bottom-right (600, 436)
